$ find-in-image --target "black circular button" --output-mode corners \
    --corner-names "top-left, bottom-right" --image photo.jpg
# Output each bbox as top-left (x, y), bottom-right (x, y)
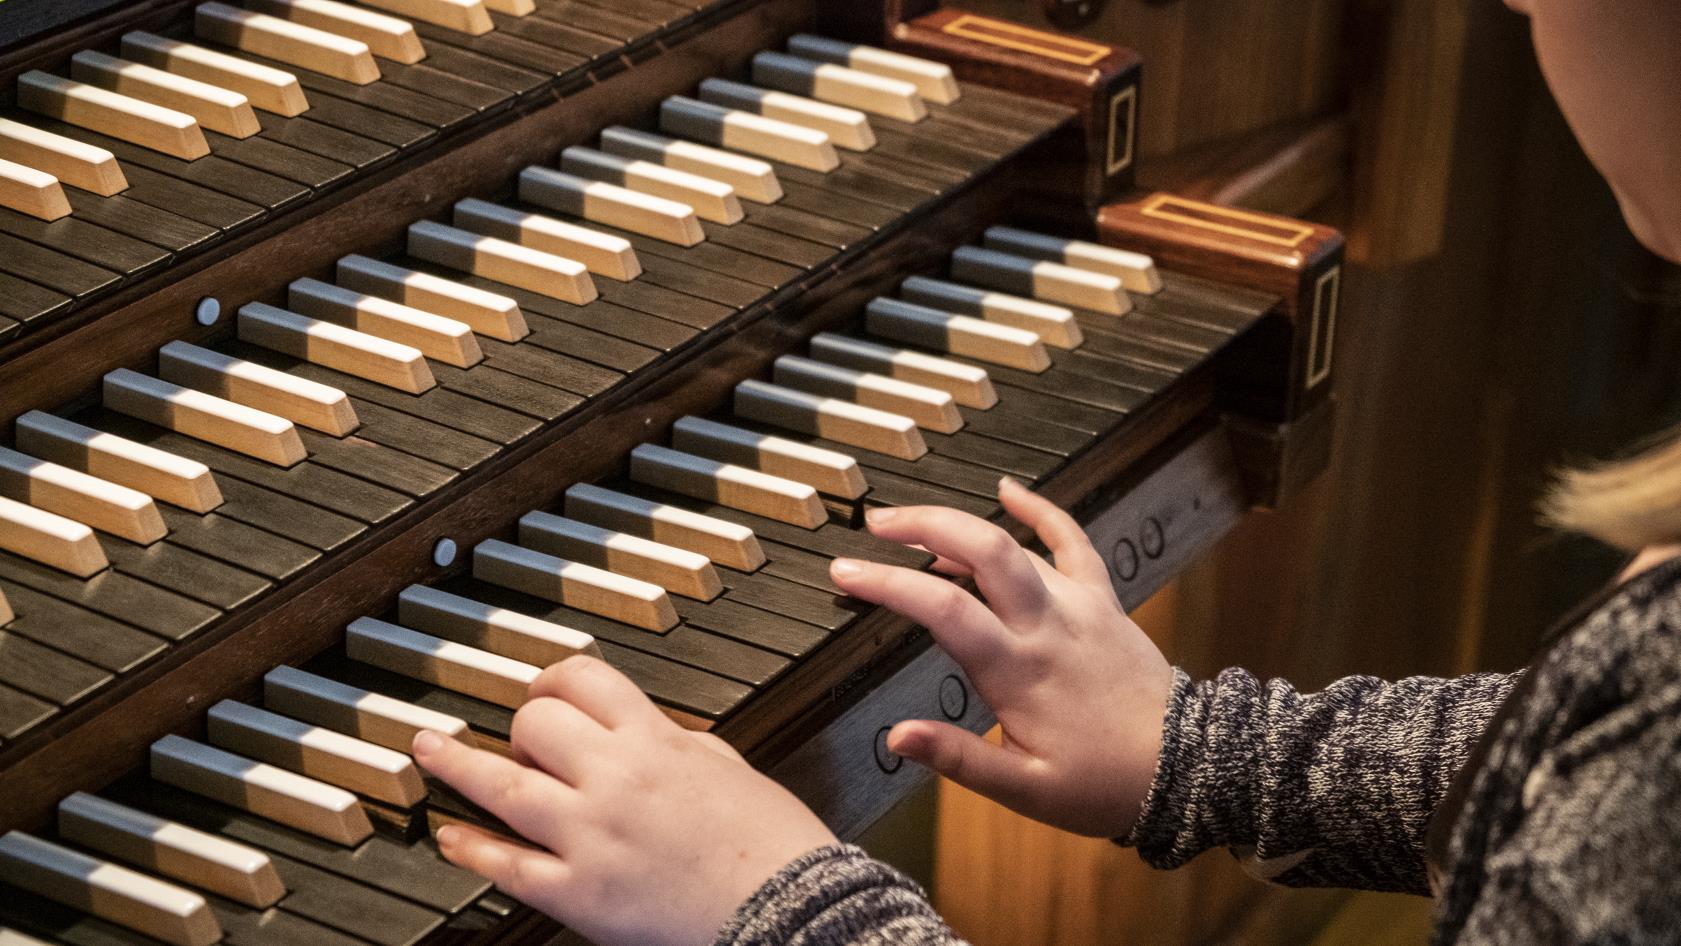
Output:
top-left (939, 675), bottom-right (968, 720)
top-left (1140, 517), bottom-right (1165, 559)
top-left (873, 726), bottom-right (902, 774)
top-left (1110, 537), bottom-right (1139, 582)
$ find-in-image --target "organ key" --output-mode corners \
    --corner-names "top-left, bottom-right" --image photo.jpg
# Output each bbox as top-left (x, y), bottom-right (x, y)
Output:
top-left (14, 412), bottom-right (223, 514)
top-left (205, 700), bottom-right (427, 807)
top-left (16, 71), bottom-right (208, 160)
top-left (563, 483), bottom-right (766, 571)
top-left (149, 735), bottom-right (374, 845)
top-left (0, 119), bottom-right (126, 196)
top-left (103, 368), bottom-right (308, 466)
top-left (807, 333), bottom-right (998, 409)
top-left (286, 278), bottom-right (484, 368)
top-left (0, 831), bottom-right (221, 946)
top-left (518, 166), bottom-right (706, 246)
top-left (0, 446), bottom-right (167, 545)
top-left (598, 126), bottom-right (784, 203)
top-left (0, 491), bottom-right (108, 577)
top-left (262, 665), bottom-right (477, 753)
top-left (734, 379), bottom-right (927, 460)
top-left (950, 245), bottom-right (1132, 315)
top-left (670, 416), bottom-right (866, 500)
top-left (659, 97), bottom-right (838, 173)
top-left (397, 584), bottom-right (602, 665)
top-left (194, 3), bottom-right (380, 86)
top-left (0, 159), bottom-right (69, 222)
top-left (345, 617), bottom-right (540, 709)
top-left (695, 78), bottom-right (875, 151)
top-left (785, 34), bottom-right (960, 105)
top-left (864, 297), bottom-right (1051, 372)
top-left (355, 0), bottom-right (494, 35)
top-left (982, 226), bottom-right (1164, 294)
top-left (559, 147), bottom-right (743, 226)
top-left (772, 354), bottom-right (963, 433)
top-left (473, 539), bottom-right (680, 632)
top-left (245, 0), bottom-right (427, 65)
top-left (407, 220), bottom-right (597, 305)
top-left (517, 512), bottom-right (724, 600)
top-left (69, 50), bottom-right (261, 139)
top-left (899, 276), bottom-right (1083, 349)
top-left (629, 443), bottom-right (827, 529)
top-left (157, 341), bottom-right (359, 436)
top-left (751, 51), bottom-right (926, 122)
top-left (236, 302), bottom-right (437, 394)
top-left (119, 32), bottom-right (309, 117)
top-left (451, 199), bottom-right (641, 281)
top-left (336, 254), bottom-right (531, 341)
top-left (0, 588), bottom-right (11, 626)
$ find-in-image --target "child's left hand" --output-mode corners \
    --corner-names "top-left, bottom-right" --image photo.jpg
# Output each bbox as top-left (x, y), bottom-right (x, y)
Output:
top-left (414, 655), bottom-right (838, 946)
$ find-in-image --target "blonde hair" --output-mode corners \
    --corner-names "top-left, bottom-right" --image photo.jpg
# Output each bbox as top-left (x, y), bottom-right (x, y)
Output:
top-left (1545, 428), bottom-right (1681, 551)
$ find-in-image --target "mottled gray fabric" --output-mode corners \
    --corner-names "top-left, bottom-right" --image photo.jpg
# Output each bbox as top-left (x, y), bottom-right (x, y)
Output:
top-left (712, 560), bottom-right (1681, 946)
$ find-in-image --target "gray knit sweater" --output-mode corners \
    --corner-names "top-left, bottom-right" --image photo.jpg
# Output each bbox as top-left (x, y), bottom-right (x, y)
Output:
top-left (713, 559), bottom-right (1681, 946)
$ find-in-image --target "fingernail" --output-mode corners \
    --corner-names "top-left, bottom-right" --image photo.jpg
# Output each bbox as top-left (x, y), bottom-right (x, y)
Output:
top-left (435, 825), bottom-right (460, 849)
top-left (412, 730), bottom-right (445, 758)
top-left (999, 475), bottom-right (1021, 493)
top-left (865, 507), bottom-right (896, 525)
top-left (831, 558), bottom-right (865, 578)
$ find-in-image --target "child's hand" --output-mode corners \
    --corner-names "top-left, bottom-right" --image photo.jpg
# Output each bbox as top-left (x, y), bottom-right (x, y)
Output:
top-left (413, 656), bottom-right (837, 946)
top-left (830, 478), bottom-right (1175, 838)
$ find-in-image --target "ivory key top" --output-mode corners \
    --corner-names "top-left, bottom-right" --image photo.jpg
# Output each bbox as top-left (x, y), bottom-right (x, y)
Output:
top-left (246, 0), bottom-right (425, 64)
top-left (751, 51), bottom-right (926, 122)
top-left (195, 3), bottom-right (380, 86)
top-left (900, 275), bottom-right (1082, 349)
top-left (70, 50), bottom-right (260, 139)
top-left (450, 200), bottom-right (640, 282)
top-left (659, 97), bottom-right (838, 173)
top-left (0, 928), bottom-right (50, 946)
top-left (398, 584), bottom-right (602, 665)
top-left (103, 368), bottom-right (307, 467)
top-left (480, 0), bottom-right (534, 15)
top-left (157, 341), bottom-right (358, 436)
top-left (473, 539), bottom-right (679, 632)
top-left (408, 220), bottom-right (597, 305)
top-left (346, 617), bottom-right (540, 709)
top-left (864, 297), bottom-right (1051, 372)
top-left (337, 255), bottom-right (529, 341)
top-left (14, 412), bottom-right (222, 514)
top-left (355, 0), bottom-right (493, 35)
top-left (206, 700), bottom-right (427, 807)
top-left (671, 416), bottom-right (866, 500)
top-left (0, 446), bottom-right (167, 545)
top-left (807, 333), bottom-right (997, 409)
top-left (287, 278), bottom-right (482, 368)
top-left (17, 71), bottom-right (208, 161)
top-left (121, 32), bottom-right (309, 117)
top-left (559, 147), bottom-right (742, 226)
top-left (733, 379), bottom-right (927, 461)
top-left (237, 302), bottom-right (436, 394)
top-left (598, 126), bottom-right (783, 204)
top-left (629, 443), bottom-right (827, 530)
top-left (0, 587), bottom-right (12, 625)
top-left (773, 354), bottom-right (962, 433)
top-left (0, 831), bottom-right (221, 946)
top-left (950, 245), bottom-right (1132, 315)
top-left (519, 166), bottom-right (705, 246)
top-left (149, 735), bottom-right (373, 845)
top-left (518, 512), bottom-right (722, 600)
top-left (0, 159), bottom-right (70, 222)
top-left (785, 34), bottom-right (960, 105)
top-left (564, 483), bottom-right (765, 572)
top-left (0, 496), bottom-right (106, 577)
top-left (982, 226), bottom-right (1163, 294)
top-left (0, 119), bottom-right (125, 195)
top-left (696, 78), bottom-right (875, 151)
top-left (58, 792), bottom-right (285, 909)
top-left (264, 665), bottom-right (476, 753)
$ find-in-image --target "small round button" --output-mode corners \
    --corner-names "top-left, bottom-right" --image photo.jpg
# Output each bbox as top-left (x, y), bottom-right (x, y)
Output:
top-left (873, 726), bottom-right (902, 774)
top-left (1110, 537), bottom-right (1139, 582)
top-left (432, 538), bottom-right (458, 568)
top-left (939, 675), bottom-right (968, 720)
top-left (195, 297), bottom-right (221, 326)
top-left (1140, 517), bottom-right (1165, 559)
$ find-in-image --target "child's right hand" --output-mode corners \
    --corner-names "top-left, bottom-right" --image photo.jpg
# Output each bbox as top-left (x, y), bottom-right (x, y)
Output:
top-left (830, 477), bottom-right (1175, 838)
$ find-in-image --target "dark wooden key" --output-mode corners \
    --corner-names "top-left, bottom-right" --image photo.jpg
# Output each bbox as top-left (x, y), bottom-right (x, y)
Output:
top-left (272, 91), bottom-right (435, 149)
top-left (425, 362), bottom-right (586, 422)
top-left (0, 273), bottom-right (71, 326)
top-left (921, 428), bottom-right (1061, 479)
top-left (769, 160), bottom-right (936, 213)
top-left (725, 569), bottom-right (864, 631)
top-left (297, 431), bottom-right (458, 498)
top-left (670, 594), bottom-right (827, 658)
top-left (0, 581), bottom-right (166, 673)
top-left (0, 681), bottom-right (54, 738)
top-left (776, 179), bottom-right (901, 231)
top-left (956, 405), bottom-right (1093, 457)
top-left (464, 338), bottom-right (625, 397)
top-left (410, 22), bottom-right (583, 77)
top-left (0, 231), bottom-right (118, 299)
top-left (255, 110), bottom-right (393, 170)
top-left (594, 639), bottom-right (751, 720)
top-left (0, 315), bottom-right (19, 342)
top-left (954, 362), bottom-right (1144, 417)
top-left (0, 551), bottom-right (220, 641)
top-left (230, 49), bottom-right (474, 131)
top-left (0, 207), bottom-right (169, 279)
top-left (156, 506), bottom-right (318, 582)
top-left (698, 219), bottom-right (832, 269)
top-left (34, 118), bottom-right (308, 212)
top-left (528, 1), bottom-right (666, 38)
top-left (739, 201), bottom-right (871, 250)
top-left (94, 534), bottom-right (270, 610)
top-left (202, 129), bottom-right (353, 190)
top-left (486, 11), bottom-right (622, 59)
top-left (514, 317), bottom-right (661, 371)
top-left (0, 629), bottom-right (111, 706)
top-left (62, 189), bottom-right (217, 255)
top-left (588, 221), bottom-right (806, 290)
top-left (597, 278), bottom-right (734, 329)
top-left (442, 269), bottom-right (698, 352)
top-left (404, 44), bottom-right (548, 95)
top-left (377, 59), bottom-right (510, 112)
top-left (196, 475), bottom-right (364, 553)
top-left (862, 467), bottom-right (996, 517)
top-left (867, 125), bottom-right (991, 176)
top-left (107, 164), bottom-right (264, 232)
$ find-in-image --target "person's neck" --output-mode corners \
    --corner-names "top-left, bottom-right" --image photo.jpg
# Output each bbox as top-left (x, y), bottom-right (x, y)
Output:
top-left (1619, 544), bottom-right (1681, 584)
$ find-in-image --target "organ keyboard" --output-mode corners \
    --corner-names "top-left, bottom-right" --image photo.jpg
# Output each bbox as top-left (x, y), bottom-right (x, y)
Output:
top-left (0, 1), bottom-right (1343, 944)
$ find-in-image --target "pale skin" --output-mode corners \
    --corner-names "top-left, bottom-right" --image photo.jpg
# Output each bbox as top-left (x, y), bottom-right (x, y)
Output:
top-left (418, 1), bottom-right (1681, 943)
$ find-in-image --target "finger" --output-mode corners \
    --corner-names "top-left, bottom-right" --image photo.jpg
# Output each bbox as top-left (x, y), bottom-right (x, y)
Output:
top-left (510, 697), bottom-right (610, 785)
top-left (886, 720), bottom-right (1038, 809)
top-left (863, 506), bottom-right (1047, 624)
top-left (930, 554), bottom-right (972, 577)
top-left (998, 477), bottom-right (1108, 588)
top-left (435, 822), bottom-right (572, 906)
top-left (527, 655), bottom-right (668, 731)
top-left (414, 731), bottom-right (574, 850)
top-left (831, 558), bottom-right (1012, 670)
top-left (690, 730), bottom-right (744, 762)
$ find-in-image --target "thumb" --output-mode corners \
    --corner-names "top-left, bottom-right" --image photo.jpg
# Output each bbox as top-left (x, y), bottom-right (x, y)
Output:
top-left (888, 719), bottom-right (1035, 804)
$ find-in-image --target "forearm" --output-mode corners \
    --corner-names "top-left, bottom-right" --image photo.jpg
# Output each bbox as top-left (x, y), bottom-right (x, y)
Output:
top-left (713, 846), bottom-right (964, 946)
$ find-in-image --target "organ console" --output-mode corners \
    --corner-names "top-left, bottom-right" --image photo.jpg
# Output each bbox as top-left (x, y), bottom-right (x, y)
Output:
top-left (0, 0), bottom-right (1343, 944)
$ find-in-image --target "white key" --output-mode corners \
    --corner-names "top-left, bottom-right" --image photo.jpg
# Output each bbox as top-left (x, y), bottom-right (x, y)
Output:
top-left (629, 443), bottom-right (826, 529)
top-left (287, 278), bottom-right (482, 368)
top-left (397, 584), bottom-right (601, 665)
top-left (0, 446), bottom-right (166, 545)
top-left (900, 275), bottom-right (1082, 348)
top-left (0, 495), bottom-right (106, 578)
top-left (104, 367), bottom-right (307, 466)
top-left (751, 51), bottom-right (925, 122)
top-left (865, 297), bottom-right (1050, 372)
top-left (195, 3), bottom-right (380, 85)
top-left (671, 416), bottom-right (865, 499)
top-left (71, 50), bottom-right (260, 139)
top-left (786, 34), bottom-right (960, 105)
top-left (598, 126), bottom-right (782, 204)
top-left (0, 119), bottom-right (125, 196)
top-left (559, 147), bottom-right (742, 225)
top-left (773, 354), bottom-right (962, 433)
top-left (519, 166), bottom-right (705, 246)
top-left (982, 226), bottom-right (1162, 294)
top-left (14, 412), bottom-right (222, 514)
top-left (564, 483), bottom-right (765, 571)
top-left (16, 71), bottom-right (207, 161)
top-left (264, 665), bottom-right (475, 753)
top-left (518, 512), bottom-right (722, 600)
top-left (0, 928), bottom-right (51, 946)
top-left (121, 32), bottom-right (309, 117)
top-left (0, 832), bottom-right (220, 946)
top-left (451, 200), bottom-right (640, 281)
top-left (0, 588), bottom-right (11, 626)
top-left (345, 617), bottom-right (539, 709)
top-left (355, 0), bottom-right (493, 35)
top-left (950, 245), bottom-right (1131, 315)
top-left (697, 78), bottom-right (874, 151)
top-left (481, 0), bottom-right (534, 14)
top-left (247, 0), bottom-right (425, 64)
top-left (408, 220), bottom-right (597, 305)
top-left (238, 302), bottom-right (436, 394)
top-left (337, 255), bottom-right (529, 341)
top-left (808, 333), bottom-right (997, 409)
top-left (157, 340), bottom-right (358, 436)
top-left (734, 379), bottom-right (926, 461)
top-left (58, 792), bottom-right (284, 909)
top-left (0, 159), bottom-right (69, 221)
top-left (207, 700), bottom-right (426, 807)
top-left (659, 97), bottom-right (837, 173)
top-left (473, 539), bottom-right (679, 632)
top-left (150, 734), bottom-right (373, 845)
